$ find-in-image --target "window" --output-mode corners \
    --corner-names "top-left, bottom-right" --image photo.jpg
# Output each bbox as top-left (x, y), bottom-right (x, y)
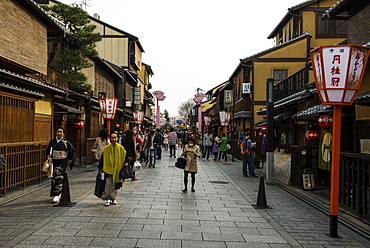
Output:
top-left (273, 69), bottom-right (288, 82)
top-left (317, 12), bottom-right (347, 37)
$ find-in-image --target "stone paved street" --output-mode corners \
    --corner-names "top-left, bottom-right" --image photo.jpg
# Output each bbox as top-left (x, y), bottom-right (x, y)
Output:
top-left (0, 148), bottom-right (369, 248)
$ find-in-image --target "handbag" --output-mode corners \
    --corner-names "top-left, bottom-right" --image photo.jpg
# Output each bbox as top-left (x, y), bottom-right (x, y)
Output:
top-left (46, 162), bottom-right (53, 178)
top-left (91, 137), bottom-right (98, 153)
top-left (119, 166), bottom-right (134, 179)
top-left (133, 160), bottom-right (142, 171)
top-left (175, 156), bottom-right (186, 169)
top-left (42, 158), bottom-right (52, 172)
top-left (94, 172), bottom-right (106, 198)
top-left (226, 144), bottom-right (231, 150)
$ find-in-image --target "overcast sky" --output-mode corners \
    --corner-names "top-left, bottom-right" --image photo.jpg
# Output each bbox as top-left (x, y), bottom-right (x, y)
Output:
top-left (58, 0), bottom-right (301, 117)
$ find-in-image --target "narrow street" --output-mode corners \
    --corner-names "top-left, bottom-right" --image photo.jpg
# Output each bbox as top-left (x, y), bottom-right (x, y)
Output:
top-left (0, 148), bottom-right (369, 248)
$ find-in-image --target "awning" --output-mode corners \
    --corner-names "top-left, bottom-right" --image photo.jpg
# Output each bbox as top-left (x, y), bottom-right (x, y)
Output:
top-left (292, 105), bottom-right (332, 121)
top-left (355, 91), bottom-right (370, 106)
top-left (54, 102), bottom-right (83, 114)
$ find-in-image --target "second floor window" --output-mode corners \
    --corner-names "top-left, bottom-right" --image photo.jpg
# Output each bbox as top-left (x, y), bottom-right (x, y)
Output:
top-left (317, 12), bottom-right (347, 38)
top-left (273, 69), bottom-right (288, 82)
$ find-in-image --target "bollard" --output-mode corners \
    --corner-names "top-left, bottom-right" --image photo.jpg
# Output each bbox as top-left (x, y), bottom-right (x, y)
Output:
top-left (252, 176), bottom-right (271, 209)
top-left (55, 170), bottom-right (75, 207)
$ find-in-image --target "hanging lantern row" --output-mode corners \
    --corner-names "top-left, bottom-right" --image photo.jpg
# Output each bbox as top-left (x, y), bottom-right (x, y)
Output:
top-left (306, 129), bottom-right (319, 141)
top-left (318, 115), bottom-right (333, 129)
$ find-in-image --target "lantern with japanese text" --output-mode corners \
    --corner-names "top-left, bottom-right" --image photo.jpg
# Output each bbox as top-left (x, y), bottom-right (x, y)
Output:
top-left (98, 98), bottom-right (118, 134)
top-left (318, 115), bottom-right (333, 129)
top-left (305, 130), bottom-right (318, 141)
top-left (219, 111), bottom-right (231, 133)
top-left (310, 45), bottom-right (370, 105)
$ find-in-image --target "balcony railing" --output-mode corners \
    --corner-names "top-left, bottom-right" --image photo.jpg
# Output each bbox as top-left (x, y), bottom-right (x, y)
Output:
top-left (274, 66), bottom-right (309, 101)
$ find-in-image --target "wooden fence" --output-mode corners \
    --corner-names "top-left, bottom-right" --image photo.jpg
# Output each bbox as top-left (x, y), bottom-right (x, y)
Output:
top-left (0, 141), bottom-right (49, 195)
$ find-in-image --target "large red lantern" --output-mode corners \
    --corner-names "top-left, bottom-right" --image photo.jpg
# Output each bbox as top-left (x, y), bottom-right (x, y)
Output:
top-left (261, 125), bottom-right (267, 133)
top-left (75, 120), bottom-right (85, 129)
top-left (318, 115), bottom-right (333, 128)
top-left (305, 130), bottom-right (318, 141)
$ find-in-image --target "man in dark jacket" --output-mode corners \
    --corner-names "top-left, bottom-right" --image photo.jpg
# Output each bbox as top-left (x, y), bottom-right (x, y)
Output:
top-left (154, 128), bottom-right (162, 159)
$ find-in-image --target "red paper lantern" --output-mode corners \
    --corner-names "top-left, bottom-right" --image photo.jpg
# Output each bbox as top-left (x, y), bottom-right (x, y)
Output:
top-left (318, 115), bottom-right (333, 129)
top-left (259, 131), bottom-right (263, 137)
top-left (261, 125), bottom-right (267, 133)
top-left (75, 120), bottom-right (85, 128)
top-left (305, 130), bottom-right (318, 141)
top-left (115, 123), bottom-right (120, 129)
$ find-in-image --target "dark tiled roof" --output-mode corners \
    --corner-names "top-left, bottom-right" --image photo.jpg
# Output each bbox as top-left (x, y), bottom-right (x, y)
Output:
top-left (54, 102), bottom-right (83, 114)
top-left (0, 82), bottom-right (44, 97)
top-left (292, 105), bottom-right (332, 120)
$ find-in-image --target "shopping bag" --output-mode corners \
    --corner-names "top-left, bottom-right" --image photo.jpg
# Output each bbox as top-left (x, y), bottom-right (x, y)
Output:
top-left (42, 158), bottom-right (52, 172)
top-left (133, 160), bottom-right (142, 171)
top-left (94, 172), bottom-right (106, 198)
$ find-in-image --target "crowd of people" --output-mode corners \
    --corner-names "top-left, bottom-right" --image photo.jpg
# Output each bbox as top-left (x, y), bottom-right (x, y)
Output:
top-left (46, 126), bottom-right (258, 206)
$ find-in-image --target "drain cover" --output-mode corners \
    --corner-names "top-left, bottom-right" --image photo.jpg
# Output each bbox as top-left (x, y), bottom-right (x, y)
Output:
top-left (209, 180), bottom-right (229, 184)
top-left (168, 166), bottom-right (176, 168)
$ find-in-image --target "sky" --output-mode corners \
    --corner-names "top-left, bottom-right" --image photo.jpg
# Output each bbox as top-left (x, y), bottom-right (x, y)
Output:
top-left (58, 0), bottom-right (302, 117)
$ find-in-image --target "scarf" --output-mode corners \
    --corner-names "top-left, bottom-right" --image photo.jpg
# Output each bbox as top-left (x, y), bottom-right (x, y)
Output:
top-left (102, 143), bottom-right (126, 183)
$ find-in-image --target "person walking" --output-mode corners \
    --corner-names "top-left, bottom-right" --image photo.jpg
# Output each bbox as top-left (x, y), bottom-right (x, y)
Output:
top-left (240, 132), bottom-right (257, 177)
top-left (121, 130), bottom-right (138, 180)
top-left (92, 128), bottom-right (110, 162)
top-left (212, 140), bottom-right (219, 161)
top-left (162, 131), bottom-right (169, 151)
top-left (202, 130), bottom-right (213, 160)
top-left (147, 130), bottom-right (156, 168)
top-left (154, 128), bottom-right (162, 159)
top-left (98, 132), bottom-right (126, 206)
top-left (218, 133), bottom-right (228, 161)
top-left (182, 137), bottom-right (201, 193)
top-left (46, 127), bottom-right (76, 203)
top-left (168, 128), bottom-right (178, 158)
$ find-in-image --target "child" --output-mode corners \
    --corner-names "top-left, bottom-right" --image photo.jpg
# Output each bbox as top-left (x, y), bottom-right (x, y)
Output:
top-left (212, 140), bottom-right (219, 161)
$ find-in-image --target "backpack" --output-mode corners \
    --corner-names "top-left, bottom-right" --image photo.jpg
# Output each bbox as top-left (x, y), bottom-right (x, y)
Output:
top-left (239, 138), bottom-right (250, 154)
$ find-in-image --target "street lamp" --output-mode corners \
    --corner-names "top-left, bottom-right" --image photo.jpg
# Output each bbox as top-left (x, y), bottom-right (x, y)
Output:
top-left (152, 90), bottom-right (166, 129)
top-left (193, 93), bottom-right (205, 133)
top-left (98, 98), bottom-right (118, 135)
top-left (219, 111), bottom-right (231, 134)
top-left (133, 111), bottom-right (144, 131)
top-left (310, 44), bottom-right (370, 237)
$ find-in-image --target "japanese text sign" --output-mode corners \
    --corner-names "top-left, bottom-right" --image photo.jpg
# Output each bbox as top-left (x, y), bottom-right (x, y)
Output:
top-left (310, 45), bottom-right (370, 105)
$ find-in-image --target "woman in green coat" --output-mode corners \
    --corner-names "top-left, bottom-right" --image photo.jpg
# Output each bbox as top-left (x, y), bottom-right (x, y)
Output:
top-left (218, 133), bottom-right (228, 161)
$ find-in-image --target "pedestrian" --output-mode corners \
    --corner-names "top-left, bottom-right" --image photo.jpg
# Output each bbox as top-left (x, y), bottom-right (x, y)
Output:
top-left (218, 133), bottom-right (228, 161)
top-left (182, 137), bottom-right (201, 192)
top-left (168, 128), bottom-right (178, 158)
top-left (117, 128), bottom-right (125, 145)
top-left (122, 130), bottom-right (138, 180)
top-left (135, 131), bottom-right (143, 160)
top-left (202, 130), bottom-right (213, 160)
top-left (98, 132), bottom-right (126, 206)
top-left (196, 133), bottom-right (204, 155)
top-left (46, 127), bottom-right (76, 203)
top-left (240, 132), bottom-right (257, 177)
top-left (154, 128), bottom-right (162, 159)
top-left (162, 131), bottom-right (169, 151)
top-left (141, 130), bottom-right (150, 164)
top-left (147, 130), bottom-right (156, 168)
top-left (92, 128), bottom-right (110, 162)
top-left (212, 140), bottom-right (219, 161)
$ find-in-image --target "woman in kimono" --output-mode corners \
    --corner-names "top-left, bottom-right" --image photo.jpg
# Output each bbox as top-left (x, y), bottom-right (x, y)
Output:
top-left (46, 127), bottom-right (76, 203)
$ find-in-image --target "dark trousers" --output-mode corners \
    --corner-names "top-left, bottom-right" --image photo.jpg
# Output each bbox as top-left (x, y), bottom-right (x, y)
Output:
top-left (219, 151), bottom-right (227, 161)
top-left (202, 146), bottom-right (212, 159)
top-left (169, 144), bottom-right (176, 157)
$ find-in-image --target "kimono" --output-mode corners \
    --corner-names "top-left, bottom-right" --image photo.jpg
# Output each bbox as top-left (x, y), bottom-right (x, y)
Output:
top-left (46, 137), bottom-right (76, 197)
